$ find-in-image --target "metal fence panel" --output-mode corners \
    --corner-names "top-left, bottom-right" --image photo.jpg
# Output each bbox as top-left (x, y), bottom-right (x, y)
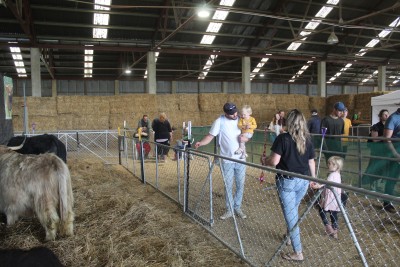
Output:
top-left (17, 131), bottom-right (398, 266)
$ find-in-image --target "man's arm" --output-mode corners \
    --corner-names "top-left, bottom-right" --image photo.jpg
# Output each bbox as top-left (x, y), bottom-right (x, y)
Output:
top-left (384, 129), bottom-right (400, 159)
top-left (195, 134), bottom-right (215, 149)
top-left (370, 130), bottom-right (380, 142)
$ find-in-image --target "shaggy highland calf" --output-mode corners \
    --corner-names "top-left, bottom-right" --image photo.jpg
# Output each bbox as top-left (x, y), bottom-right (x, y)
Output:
top-left (0, 146), bottom-right (74, 241)
top-left (7, 134), bottom-right (67, 163)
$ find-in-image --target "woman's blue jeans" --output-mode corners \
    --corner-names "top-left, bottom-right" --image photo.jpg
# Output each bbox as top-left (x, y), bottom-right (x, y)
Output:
top-left (276, 176), bottom-right (309, 253)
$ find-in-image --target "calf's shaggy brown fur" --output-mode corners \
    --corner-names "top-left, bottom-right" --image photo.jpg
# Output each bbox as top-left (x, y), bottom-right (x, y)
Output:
top-left (0, 146), bottom-right (74, 241)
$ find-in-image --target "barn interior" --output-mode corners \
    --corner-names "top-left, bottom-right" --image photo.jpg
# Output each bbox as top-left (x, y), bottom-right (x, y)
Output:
top-left (0, 1), bottom-right (400, 266)
top-left (0, 0), bottom-right (399, 132)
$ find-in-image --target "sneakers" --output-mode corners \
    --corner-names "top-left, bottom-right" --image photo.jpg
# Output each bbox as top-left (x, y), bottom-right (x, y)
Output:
top-left (220, 209), bottom-right (247, 219)
top-left (220, 212), bottom-right (233, 220)
top-left (281, 252), bottom-right (304, 262)
top-left (332, 228), bottom-right (338, 239)
top-left (325, 224), bottom-right (338, 239)
top-left (235, 209), bottom-right (247, 219)
top-left (234, 148), bottom-right (243, 155)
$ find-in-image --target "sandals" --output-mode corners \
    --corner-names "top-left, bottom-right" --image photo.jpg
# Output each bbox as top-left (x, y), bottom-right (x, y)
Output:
top-left (282, 252), bottom-right (304, 262)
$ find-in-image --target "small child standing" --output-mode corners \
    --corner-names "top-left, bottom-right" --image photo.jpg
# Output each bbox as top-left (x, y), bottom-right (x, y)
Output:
top-left (235, 105), bottom-right (257, 159)
top-left (311, 156), bottom-right (344, 239)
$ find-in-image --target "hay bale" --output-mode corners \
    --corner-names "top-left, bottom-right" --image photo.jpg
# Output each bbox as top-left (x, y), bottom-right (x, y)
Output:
top-left (156, 95), bottom-right (179, 112)
top-left (28, 115), bottom-right (59, 131)
top-left (58, 114), bottom-right (75, 130)
top-left (0, 158), bottom-right (249, 267)
top-left (198, 94), bottom-right (228, 112)
top-left (57, 96), bottom-right (109, 116)
top-left (294, 95), bottom-right (310, 111)
top-left (326, 94), bottom-right (354, 115)
top-left (309, 97), bottom-right (326, 117)
top-left (353, 92), bottom-right (383, 121)
top-left (109, 95), bottom-right (156, 115)
top-left (72, 115), bottom-right (110, 130)
top-left (9, 92), bottom-right (381, 132)
top-left (199, 111), bottom-right (221, 126)
top-left (28, 97), bottom-right (57, 116)
top-left (177, 94), bottom-right (199, 112)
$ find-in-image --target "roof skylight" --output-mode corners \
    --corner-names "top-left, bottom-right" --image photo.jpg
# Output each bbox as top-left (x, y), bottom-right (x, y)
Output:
top-left (144, 49), bottom-right (161, 78)
top-left (197, 1), bottom-right (236, 79)
top-left (9, 45), bottom-right (27, 77)
top-left (328, 17), bottom-right (400, 83)
top-left (250, 54), bottom-right (271, 81)
top-left (206, 23), bottom-right (223, 33)
top-left (85, 0), bottom-right (111, 77)
top-left (213, 10), bottom-right (229, 20)
top-left (200, 35), bottom-right (216, 45)
top-left (287, 0), bottom-right (340, 82)
top-left (287, 0), bottom-right (338, 54)
top-left (198, 55), bottom-right (218, 80)
top-left (84, 48), bottom-right (94, 78)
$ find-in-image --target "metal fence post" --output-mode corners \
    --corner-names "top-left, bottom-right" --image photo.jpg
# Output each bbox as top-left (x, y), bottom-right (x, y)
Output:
top-left (140, 140), bottom-right (145, 184)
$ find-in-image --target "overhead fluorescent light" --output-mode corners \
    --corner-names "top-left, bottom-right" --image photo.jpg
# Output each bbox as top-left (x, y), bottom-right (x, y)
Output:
top-left (198, 7), bottom-right (210, 18)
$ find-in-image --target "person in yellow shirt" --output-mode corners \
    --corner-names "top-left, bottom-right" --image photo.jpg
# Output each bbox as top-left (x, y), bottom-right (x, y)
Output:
top-left (341, 108), bottom-right (352, 158)
top-left (236, 105), bottom-right (257, 159)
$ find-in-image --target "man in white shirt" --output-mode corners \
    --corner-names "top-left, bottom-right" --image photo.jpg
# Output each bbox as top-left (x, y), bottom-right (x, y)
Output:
top-left (195, 102), bottom-right (248, 219)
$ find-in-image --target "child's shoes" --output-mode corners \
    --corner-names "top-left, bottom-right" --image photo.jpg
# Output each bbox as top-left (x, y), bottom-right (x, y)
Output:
top-left (235, 148), bottom-right (243, 155)
top-left (325, 224), bottom-right (335, 235)
top-left (332, 228), bottom-right (338, 239)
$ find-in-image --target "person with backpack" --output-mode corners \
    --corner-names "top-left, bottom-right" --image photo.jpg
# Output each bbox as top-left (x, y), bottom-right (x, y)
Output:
top-left (195, 102), bottom-right (249, 220)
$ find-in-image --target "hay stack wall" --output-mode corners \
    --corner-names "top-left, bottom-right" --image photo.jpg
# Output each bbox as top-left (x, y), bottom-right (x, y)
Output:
top-left (11, 92), bottom-right (384, 132)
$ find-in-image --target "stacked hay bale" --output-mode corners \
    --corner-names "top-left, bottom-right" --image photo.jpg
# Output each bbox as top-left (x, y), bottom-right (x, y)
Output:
top-left (16, 92), bottom-right (400, 132)
top-left (308, 96), bottom-right (326, 117)
top-left (57, 96), bottom-right (110, 130)
top-left (325, 94), bottom-right (355, 115)
top-left (12, 97), bottom-right (58, 131)
top-left (353, 92), bottom-right (385, 122)
top-left (109, 94), bottom-right (157, 130)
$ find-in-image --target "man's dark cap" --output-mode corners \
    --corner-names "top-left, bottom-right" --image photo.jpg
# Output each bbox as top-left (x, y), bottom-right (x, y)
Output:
top-left (223, 102), bottom-right (237, 115)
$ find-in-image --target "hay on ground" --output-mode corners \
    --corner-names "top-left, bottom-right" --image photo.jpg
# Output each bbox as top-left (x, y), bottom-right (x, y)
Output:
top-left (0, 158), bottom-right (248, 267)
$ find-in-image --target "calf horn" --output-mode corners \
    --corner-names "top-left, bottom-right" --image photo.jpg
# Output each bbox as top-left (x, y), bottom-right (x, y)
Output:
top-left (8, 143), bottom-right (25, 151)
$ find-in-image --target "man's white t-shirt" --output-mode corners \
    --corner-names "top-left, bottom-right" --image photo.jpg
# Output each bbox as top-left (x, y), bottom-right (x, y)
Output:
top-left (209, 115), bottom-right (243, 162)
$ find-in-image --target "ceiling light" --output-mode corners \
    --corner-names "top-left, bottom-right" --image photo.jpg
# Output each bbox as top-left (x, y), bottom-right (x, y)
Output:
top-left (125, 69), bottom-right (131, 74)
top-left (327, 30), bottom-right (338, 44)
